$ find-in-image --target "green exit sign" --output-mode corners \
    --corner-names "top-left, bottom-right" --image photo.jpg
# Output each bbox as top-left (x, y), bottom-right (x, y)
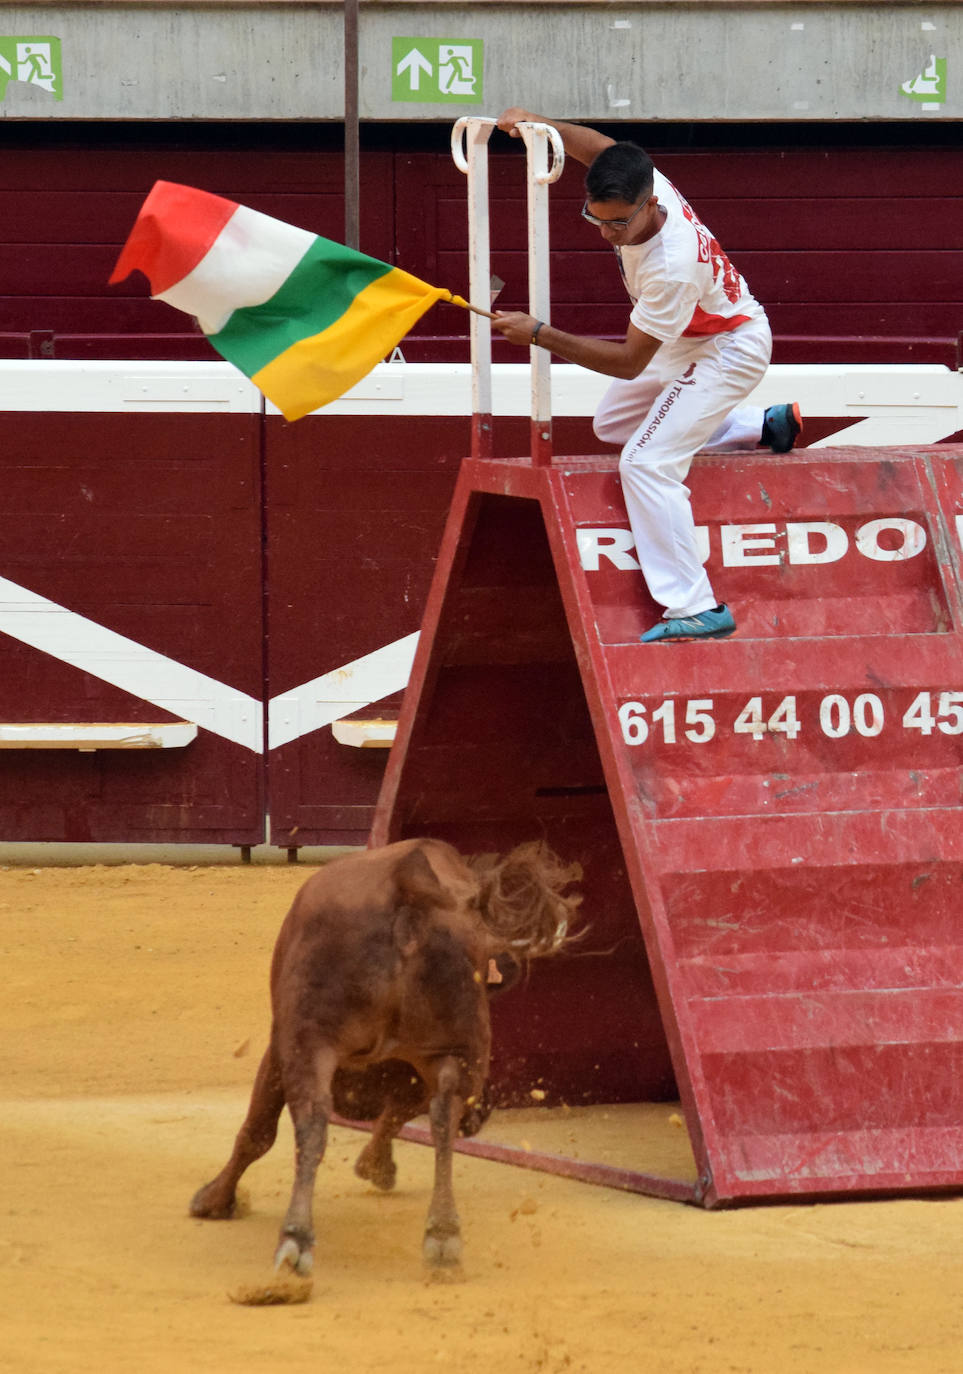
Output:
top-left (391, 37), bottom-right (483, 104)
top-left (0, 36), bottom-right (62, 101)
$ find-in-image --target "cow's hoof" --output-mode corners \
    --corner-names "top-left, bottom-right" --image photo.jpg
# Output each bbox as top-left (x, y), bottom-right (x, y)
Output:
top-left (354, 1148), bottom-right (397, 1192)
top-left (274, 1234), bottom-right (314, 1277)
top-left (189, 1183), bottom-right (236, 1219)
top-left (422, 1226), bottom-right (463, 1268)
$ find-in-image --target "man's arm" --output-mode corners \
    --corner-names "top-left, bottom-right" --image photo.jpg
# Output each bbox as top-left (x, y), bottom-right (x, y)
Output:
top-left (491, 312), bottom-right (661, 381)
top-left (496, 107), bottom-right (614, 167)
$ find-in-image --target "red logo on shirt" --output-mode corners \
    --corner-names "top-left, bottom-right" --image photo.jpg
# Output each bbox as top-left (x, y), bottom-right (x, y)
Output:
top-left (676, 193), bottom-right (742, 304)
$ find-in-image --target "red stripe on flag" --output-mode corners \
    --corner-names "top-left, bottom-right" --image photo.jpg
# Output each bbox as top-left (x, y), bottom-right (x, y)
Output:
top-left (109, 180), bottom-right (239, 293)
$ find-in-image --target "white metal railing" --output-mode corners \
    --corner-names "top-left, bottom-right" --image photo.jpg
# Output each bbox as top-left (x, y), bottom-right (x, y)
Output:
top-left (515, 121), bottom-right (565, 463)
top-left (451, 115), bottom-right (497, 456)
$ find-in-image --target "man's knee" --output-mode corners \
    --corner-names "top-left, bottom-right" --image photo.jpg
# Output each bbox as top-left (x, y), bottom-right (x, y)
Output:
top-left (619, 441), bottom-right (651, 478)
top-left (619, 440), bottom-right (679, 487)
top-left (593, 408), bottom-right (629, 446)
top-left (619, 429), bottom-right (656, 466)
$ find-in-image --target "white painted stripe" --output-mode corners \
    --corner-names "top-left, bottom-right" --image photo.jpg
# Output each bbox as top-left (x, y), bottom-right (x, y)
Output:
top-left (0, 361), bottom-right (261, 413)
top-left (2, 361), bottom-right (960, 432)
top-left (270, 361), bottom-right (963, 436)
top-left (156, 203), bottom-right (316, 335)
top-left (808, 414), bottom-right (959, 448)
top-left (0, 576), bottom-right (263, 752)
top-left (268, 632), bottom-right (419, 750)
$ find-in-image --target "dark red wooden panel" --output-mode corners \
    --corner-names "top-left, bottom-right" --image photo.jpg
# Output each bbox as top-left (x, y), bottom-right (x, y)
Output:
top-left (0, 145), bottom-right (377, 194)
top-left (653, 148), bottom-right (963, 199)
top-left (0, 410), bottom-right (265, 844)
top-left (33, 334), bottom-right (214, 360)
top-left (0, 190), bottom-right (385, 247)
top-left (684, 197), bottom-right (963, 252)
top-left (0, 246), bottom-right (121, 296)
top-left (398, 141), bottom-right (963, 365)
top-left (0, 298), bottom-right (204, 335)
top-left (436, 194), bottom-right (963, 255)
top-left (0, 139), bottom-right (395, 358)
top-left (0, 333), bottom-right (30, 358)
top-left (264, 415), bottom-right (601, 846)
top-left (0, 132), bottom-right (958, 364)
top-left (264, 414), bottom-right (465, 847)
top-left (399, 320), bottom-right (961, 369)
top-left (433, 247), bottom-right (962, 305)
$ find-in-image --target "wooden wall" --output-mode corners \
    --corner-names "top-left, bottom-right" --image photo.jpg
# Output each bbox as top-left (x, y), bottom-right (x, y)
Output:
top-left (1, 121), bottom-right (960, 366)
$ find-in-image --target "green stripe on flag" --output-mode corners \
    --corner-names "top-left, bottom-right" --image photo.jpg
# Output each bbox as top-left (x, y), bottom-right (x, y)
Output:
top-left (209, 236), bottom-right (393, 375)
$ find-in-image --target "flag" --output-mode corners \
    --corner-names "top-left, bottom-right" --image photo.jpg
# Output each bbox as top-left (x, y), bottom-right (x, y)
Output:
top-left (110, 180), bottom-right (457, 421)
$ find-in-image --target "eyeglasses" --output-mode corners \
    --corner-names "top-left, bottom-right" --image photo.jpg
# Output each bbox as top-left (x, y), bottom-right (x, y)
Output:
top-left (580, 199), bottom-right (649, 230)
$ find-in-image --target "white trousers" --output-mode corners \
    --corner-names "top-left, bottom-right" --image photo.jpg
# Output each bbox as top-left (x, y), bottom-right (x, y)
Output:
top-left (594, 315), bottom-right (772, 618)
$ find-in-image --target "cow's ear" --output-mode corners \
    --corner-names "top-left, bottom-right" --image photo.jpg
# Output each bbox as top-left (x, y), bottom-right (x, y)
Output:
top-left (394, 846), bottom-right (456, 912)
top-left (486, 951), bottom-right (522, 995)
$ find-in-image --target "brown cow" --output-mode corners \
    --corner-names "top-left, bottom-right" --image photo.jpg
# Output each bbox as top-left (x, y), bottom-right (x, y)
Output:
top-left (190, 837), bottom-right (581, 1273)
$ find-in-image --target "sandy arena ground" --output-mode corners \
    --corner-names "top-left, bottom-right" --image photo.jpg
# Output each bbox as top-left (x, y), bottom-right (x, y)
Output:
top-left (3, 859), bottom-right (963, 1374)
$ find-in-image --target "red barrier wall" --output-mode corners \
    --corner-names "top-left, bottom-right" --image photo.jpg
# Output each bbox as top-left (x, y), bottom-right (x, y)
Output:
top-left (0, 407), bottom-right (265, 845)
top-left (264, 412), bottom-right (600, 847)
top-left (1, 363), bottom-right (959, 847)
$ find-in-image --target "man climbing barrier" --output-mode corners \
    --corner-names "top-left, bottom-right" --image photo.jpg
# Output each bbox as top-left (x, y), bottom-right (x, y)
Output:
top-left (491, 108), bottom-right (802, 644)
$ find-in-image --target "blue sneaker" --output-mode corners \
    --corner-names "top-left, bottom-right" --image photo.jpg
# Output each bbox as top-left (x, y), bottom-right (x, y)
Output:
top-left (761, 402), bottom-right (802, 453)
top-left (641, 604), bottom-right (736, 643)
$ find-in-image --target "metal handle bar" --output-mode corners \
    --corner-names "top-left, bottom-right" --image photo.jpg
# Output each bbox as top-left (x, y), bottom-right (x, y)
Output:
top-left (452, 117), bottom-right (564, 182)
top-left (451, 116), bottom-right (498, 174)
top-left (518, 122), bottom-right (566, 183)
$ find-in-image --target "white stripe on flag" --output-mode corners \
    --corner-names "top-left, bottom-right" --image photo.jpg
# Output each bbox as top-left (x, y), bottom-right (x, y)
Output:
top-left (156, 204), bottom-right (316, 335)
top-left (268, 632), bottom-right (420, 750)
top-left (0, 575), bottom-right (263, 752)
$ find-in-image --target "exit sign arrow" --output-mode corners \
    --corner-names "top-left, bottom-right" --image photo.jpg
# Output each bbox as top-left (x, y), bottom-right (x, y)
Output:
top-left (391, 36), bottom-right (483, 104)
top-left (396, 47), bottom-right (433, 92)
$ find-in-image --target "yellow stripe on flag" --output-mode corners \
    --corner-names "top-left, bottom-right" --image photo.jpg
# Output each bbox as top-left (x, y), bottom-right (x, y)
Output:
top-left (253, 267), bottom-right (451, 421)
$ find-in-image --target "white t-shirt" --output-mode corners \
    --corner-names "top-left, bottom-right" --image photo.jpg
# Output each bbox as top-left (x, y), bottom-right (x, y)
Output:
top-left (616, 169), bottom-right (765, 342)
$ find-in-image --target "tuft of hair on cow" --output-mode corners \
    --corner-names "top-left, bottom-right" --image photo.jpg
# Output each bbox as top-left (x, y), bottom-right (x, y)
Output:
top-left (469, 841), bottom-right (583, 960)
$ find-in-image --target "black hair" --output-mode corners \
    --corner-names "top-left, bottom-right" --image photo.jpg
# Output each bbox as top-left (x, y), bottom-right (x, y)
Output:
top-left (584, 141), bottom-right (654, 205)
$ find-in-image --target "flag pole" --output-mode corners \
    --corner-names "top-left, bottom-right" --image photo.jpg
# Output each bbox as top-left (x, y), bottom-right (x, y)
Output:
top-left (446, 293), bottom-right (497, 321)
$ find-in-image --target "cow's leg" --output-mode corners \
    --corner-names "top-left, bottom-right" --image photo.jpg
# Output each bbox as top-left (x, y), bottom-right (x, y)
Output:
top-left (422, 1056), bottom-right (464, 1267)
top-left (274, 1044), bottom-right (337, 1276)
top-left (190, 1044), bottom-right (285, 1219)
top-left (354, 1098), bottom-right (414, 1191)
top-left (355, 1068), bottom-right (428, 1191)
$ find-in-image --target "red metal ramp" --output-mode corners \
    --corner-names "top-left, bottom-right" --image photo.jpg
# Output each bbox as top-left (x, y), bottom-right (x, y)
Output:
top-left (372, 444), bottom-right (963, 1206)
